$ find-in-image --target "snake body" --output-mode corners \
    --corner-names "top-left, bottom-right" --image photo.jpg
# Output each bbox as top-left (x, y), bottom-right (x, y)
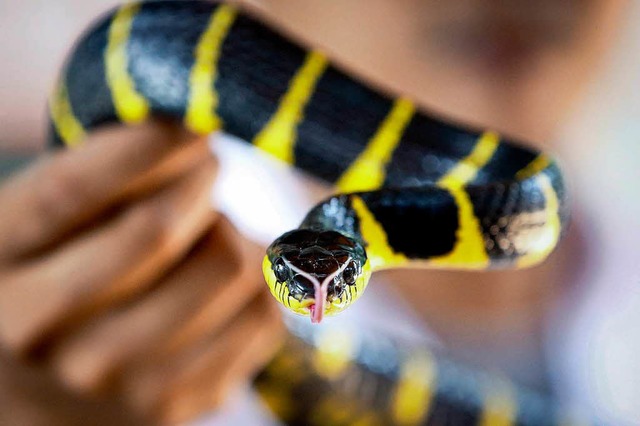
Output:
top-left (256, 318), bottom-right (575, 426)
top-left (50, 1), bottom-right (573, 423)
top-left (50, 0), bottom-right (569, 323)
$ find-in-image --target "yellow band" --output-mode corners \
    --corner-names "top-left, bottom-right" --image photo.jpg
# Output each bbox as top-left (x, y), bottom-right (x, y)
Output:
top-left (337, 98), bottom-right (415, 192)
top-left (253, 50), bottom-right (328, 164)
top-left (106, 2), bottom-right (150, 124)
top-left (479, 378), bottom-right (517, 426)
top-left (431, 131), bottom-right (499, 268)
top-left (391, 351), bottom-right (437, 425)
top-left (185, 4), bottom-right (237, 134)
top-left (49, 81), bottom-right (86, 148)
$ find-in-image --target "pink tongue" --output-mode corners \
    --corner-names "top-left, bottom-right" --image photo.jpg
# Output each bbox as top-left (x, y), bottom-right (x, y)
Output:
top-left (310, 286), bottom-right (326, 324)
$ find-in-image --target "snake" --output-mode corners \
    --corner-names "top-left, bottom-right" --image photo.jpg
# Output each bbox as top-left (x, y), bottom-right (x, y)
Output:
top-left (49, 0), bottom-right (569, 325)
top-left (48, 1), bottom-right (574, 423)
top-left (255, 318), bottom-right (580, 426)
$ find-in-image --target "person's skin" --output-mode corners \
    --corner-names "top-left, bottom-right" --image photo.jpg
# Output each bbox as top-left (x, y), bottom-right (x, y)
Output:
top-left (0, 0), bottom-right (629, 424)
top-left (242, 0), bottom-right (625, 144)
top-left (0, 121), bottom-right (283, 424)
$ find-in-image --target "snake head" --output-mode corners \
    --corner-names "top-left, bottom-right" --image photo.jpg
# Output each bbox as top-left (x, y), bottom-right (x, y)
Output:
top-left (263, 229), bottom-right (370, 323)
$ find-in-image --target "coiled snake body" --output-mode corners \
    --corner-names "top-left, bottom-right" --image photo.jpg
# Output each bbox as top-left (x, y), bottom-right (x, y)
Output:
top-left (50, 1), bottom-right (571, 423)
top-left (50, 0), bottom-right (569, 323)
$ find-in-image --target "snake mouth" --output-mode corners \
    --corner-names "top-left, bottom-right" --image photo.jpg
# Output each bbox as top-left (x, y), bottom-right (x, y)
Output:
top-left (284, 257), bottom-right (352, 324)
top-left (300, 299), bottom-right (315, 309)
top-left (299, 298), bottom-right (323, 324)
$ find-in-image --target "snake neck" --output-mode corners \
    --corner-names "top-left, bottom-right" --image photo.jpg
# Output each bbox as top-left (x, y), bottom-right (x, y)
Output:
top-left (299, 195), bottom-right (363, 245)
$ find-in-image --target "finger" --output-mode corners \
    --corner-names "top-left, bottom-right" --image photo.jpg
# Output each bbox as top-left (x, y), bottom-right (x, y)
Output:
top-left (161, 303), bottom-right (282, 425)
top-left (123, 292), bottom-right (283, 424)
top-left (0, 121), bottom-right (210, 261)
top-left (47, 217), bottom-right (264, 394)
top-left (0, 348), bottom-right (144, 426)
top-left (158, 216), bottom-right (268, 358)
top-left (0, 155), bottom-right (217, 353)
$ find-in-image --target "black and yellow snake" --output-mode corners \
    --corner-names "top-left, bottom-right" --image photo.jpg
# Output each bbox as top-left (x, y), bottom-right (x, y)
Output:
top-left (49, 1), bottom-right (572, 424)
top-left (49, 0), bottom-right (569, 323)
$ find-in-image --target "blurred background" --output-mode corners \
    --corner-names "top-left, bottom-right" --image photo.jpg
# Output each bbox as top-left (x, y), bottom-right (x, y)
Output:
top-left (1, 0), bottom-right (639, 424)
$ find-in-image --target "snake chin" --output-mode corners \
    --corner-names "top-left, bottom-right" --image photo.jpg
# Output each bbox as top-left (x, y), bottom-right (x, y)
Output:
top-left (263, 229), bottom-right (370, 322)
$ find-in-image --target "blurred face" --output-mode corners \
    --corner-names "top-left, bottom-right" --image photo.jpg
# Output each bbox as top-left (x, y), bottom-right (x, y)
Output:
top-left (243, 0), bottom-right (625, 143)
top-left (415, 0), bottom-right (595, 66)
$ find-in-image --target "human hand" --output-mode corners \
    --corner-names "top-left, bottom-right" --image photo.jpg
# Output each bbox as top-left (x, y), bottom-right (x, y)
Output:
top-left (0, 122), bottom-right (283, 424)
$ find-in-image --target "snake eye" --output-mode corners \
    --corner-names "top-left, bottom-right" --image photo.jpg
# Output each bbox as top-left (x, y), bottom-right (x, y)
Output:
top-left (342, 260), bottom-right (358, 285)
top-left (273, 258), bottom-right (288, 283)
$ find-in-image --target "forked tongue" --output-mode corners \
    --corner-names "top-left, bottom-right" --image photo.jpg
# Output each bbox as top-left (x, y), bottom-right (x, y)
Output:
top-left (310, 286), bottom-right (326, 324)
top-left (282, 259), bottom-right (327, 324)
top-left (309, 261), bottom-right (350, 324)
top-left (283, 258), bottom-right (351, 325)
